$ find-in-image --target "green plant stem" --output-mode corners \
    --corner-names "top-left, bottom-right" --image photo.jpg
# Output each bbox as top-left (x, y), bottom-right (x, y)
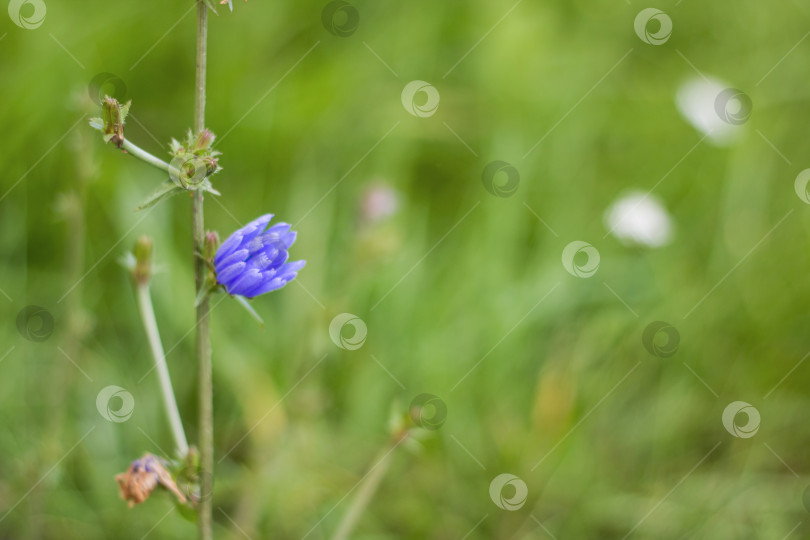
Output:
top-left (193, 2), bottom-right (212, 540)
top-left (136, 283), bottom-right (190, 457)
top-left (121, 139), bottom-right (170, 171)
top-left (120, 138), bottom-right (184, 178)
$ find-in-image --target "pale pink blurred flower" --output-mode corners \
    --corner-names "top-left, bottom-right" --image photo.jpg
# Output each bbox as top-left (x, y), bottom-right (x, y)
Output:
top-left (361, 183), bottom-right (400, 224)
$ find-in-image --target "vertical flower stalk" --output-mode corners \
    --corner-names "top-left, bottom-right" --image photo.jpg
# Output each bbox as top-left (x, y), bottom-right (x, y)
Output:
top-left (193, 2), bottom-right (213, 539)
top-left (132, 237), bottom-right (189, 457)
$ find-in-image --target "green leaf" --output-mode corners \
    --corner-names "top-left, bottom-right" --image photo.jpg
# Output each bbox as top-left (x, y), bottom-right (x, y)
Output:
top-left (88, 117), bottom-right (103, 131)
top-left (135, 181), bottom-right (187, 212)
top-left (119, 100), bottom-right (132, 124)
top-left (169, 138), bottom-right (184, 155)
top-left (175, 499), bottom-right (197, 523)
top-left (197, 179), bottom-right (221, 196)
top-left (232, 295), bottom-right (264, 327)
top-left (202, 0), bottom-right (219, 14)
top-left (194, 284), bottom-right (219, 308)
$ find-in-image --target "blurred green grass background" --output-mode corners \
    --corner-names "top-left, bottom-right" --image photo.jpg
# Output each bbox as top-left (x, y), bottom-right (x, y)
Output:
top-left (2, 0), bottom-right (810, 538)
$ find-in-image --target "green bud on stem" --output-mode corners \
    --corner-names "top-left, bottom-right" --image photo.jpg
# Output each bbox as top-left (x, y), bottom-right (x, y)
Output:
top-left (132, 235), bottom-right (153, 286)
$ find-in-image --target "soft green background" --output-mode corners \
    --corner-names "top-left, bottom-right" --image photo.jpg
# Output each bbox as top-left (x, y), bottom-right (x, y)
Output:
top-left (2, 0), bottom-right (810, 538)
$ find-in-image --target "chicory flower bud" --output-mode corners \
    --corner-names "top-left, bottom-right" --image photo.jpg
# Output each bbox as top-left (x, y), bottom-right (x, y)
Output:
top-left (214, 214), bottom-right (304, 297)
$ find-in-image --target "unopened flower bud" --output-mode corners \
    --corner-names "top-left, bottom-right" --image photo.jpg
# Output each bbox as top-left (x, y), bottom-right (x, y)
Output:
top-left (215, 214), bottom-right (304, 297)
top-left (132, 236), bottom-right (153, 285)
top-left (101, 95), bottom-right (130, 149)
top-left (203, 156), bottom-right (220, 176)
top-left (193, 129), bottom-right (216, 151)
top-left (204, 231), bottom-right (220, 261)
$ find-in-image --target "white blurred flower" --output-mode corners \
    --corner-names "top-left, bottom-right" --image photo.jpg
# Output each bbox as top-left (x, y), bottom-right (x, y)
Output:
top-left (604, 191), bottom-right (673, 248)
top-left (360, 183), bottom-right (400, 224)
top-left (676, 76), bottom-right (743, 146)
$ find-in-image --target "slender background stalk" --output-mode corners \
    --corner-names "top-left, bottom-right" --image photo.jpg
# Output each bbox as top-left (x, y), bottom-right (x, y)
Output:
top-left (136, 283), bottom-right (190, 457)
top-left (330, 440), bottom-right (401, 540)
top-left (193, 2), bottom-right (213, 539)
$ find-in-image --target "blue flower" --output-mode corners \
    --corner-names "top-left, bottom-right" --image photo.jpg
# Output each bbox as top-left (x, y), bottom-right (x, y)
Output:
top-left (214, 214), bottom-right (305, 297)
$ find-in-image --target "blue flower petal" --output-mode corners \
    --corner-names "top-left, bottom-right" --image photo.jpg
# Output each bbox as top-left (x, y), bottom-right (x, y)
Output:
top-left (227, 268), bottom-right (263, 295)
top-left (216, 248), bottom-right (249, 270)
top-left (239, 214), bottom-right (274, 243)
top-left (244, 276), bottom-right (287, 297)
top-left (245, 213), bottom-right (275, 233)
top-left (277, 260), bottom-right (306, 274)
top-left (264, 222), bottom-right (291, 236)
top-left (217, 261), bottom-right (246, 286)
top-left (280, 230), bottom-right (297, 249)
top-left (215, 232), bottom-right (244, 265)
top-left (248, 224), bottom-right (291, 255)
top-left (271, 249), bottom-right (289, 266)
top-left (250, 248), bottom-right (280, 271)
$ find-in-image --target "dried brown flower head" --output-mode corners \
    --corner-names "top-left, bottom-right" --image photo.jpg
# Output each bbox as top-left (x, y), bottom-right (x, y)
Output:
top-left (115, 454), bottom-right (187, 508)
